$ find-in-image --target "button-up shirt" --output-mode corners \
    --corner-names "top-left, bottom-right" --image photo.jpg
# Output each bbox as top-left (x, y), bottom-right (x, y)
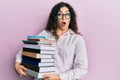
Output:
top-left (16, 29), bottom-right (88, 80)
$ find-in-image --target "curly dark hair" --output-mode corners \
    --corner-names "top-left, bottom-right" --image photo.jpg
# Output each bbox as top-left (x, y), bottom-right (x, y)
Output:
top-left (45, 2), bottom-right (79, 37)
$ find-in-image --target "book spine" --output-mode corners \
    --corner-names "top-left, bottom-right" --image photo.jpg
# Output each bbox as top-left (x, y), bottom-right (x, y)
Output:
top-left (22, 59), bottom-right (54, 67)
top-left (22, 51), bottom-right (53, 59)
top-left (23, 44), bottom-right (55, 51)
top-left (21, 62), bottom-right (55, 73)
top-left (27, 36), bottom-right (46, 39)
top-left (23, 50), bottom-right (55, 55)
top-left (21, 62), bottom-right (39, 72)
top-left (22, 55), bottom-right (40, 62)
top-left (25, 69), bottom-right (55, 78)
top-left (27, 38), bottom-right (43, 41)
top-left (36, 54), bottom-right (52, 59)
top-left (27, 38), bottom-right (55, 42)
top-left (22, 40), bottom-right (52, 45)
top-left (23, 48), bottom-right (41, 53)
top-left (22, 55), bottom-right (54, 63)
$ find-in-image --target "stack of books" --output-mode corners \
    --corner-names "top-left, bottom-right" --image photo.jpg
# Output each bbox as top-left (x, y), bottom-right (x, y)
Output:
top-left (20, 36), bottom-right (56, 79)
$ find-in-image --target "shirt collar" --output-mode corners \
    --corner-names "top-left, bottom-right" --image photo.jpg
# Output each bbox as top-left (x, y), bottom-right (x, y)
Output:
top-left (64, 29), bottom-right (74, 35)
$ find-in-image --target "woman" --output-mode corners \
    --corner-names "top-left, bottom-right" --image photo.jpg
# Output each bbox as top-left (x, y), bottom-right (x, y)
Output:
top-left (14, 2), bottom-right (88, 80)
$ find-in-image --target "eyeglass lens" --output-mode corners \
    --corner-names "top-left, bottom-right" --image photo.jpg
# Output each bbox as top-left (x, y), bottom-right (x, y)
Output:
top-left (57, 13), bottom-right (70, 19)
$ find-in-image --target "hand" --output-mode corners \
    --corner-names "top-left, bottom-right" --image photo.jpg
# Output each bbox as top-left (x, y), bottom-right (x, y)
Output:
top-left (14, 62), bottom-right (28, 76)
top-left (43, 74), bottom-right (60, 80)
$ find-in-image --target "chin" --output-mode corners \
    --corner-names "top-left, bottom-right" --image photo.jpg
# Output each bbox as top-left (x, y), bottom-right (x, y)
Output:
top-left (61, 27), bottom-right (68, 30)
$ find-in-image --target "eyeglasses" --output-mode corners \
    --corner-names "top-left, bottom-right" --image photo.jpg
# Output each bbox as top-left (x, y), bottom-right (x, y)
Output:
top-left (57, 13), bottom-right (70, 19)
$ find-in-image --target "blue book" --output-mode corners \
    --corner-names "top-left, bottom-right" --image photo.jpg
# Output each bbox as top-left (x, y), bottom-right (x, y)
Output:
top-left (22, 59), bottom-right (54, 67)
top-left (21, 62), bottom-right (55, 72)
top-left (27, 36), bottom-right (46, 39)
top-left (22, 55), bottom-right (54, 63)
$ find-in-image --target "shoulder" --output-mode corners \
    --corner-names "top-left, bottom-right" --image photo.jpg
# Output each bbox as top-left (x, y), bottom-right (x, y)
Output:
top-left (69, 29), bottom-right (83, 39)
top-left (72, 33), bottom-right (86, 45)
top-left (71, 31), bottom-right (84, 39)
top-left (69, 29), bottom-right (85, 42)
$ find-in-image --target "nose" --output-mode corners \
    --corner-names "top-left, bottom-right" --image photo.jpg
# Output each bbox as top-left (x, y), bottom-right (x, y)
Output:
top-left (62, 15), bottom-right (66, 20)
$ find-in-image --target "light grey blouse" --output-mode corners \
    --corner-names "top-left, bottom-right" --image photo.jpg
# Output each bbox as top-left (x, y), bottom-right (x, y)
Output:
top-left (16, 29), bottom-right (88, 80)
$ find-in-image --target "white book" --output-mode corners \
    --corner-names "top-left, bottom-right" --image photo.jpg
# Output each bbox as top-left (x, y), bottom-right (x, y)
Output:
top-left (22, 52), bottom-right (53, 59)
top-left (23, 44), bottom-right (55, 51)
top-left (40, 58), bottom-right (54, 63)
top-left (38, 62), bottom-right (54, 67)
top-left (36, 54), bottom-right (53, 59)
top-left (38, 50), bottom-right (55, 54)
top-left (38, 66), bottom-right (55, 73)
top-left (25, 69), bottom-right (55, 78)
top-left (23, 50), bottom-right (55, 55)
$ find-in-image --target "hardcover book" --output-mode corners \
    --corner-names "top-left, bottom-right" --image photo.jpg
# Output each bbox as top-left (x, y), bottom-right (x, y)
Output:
top-left (22, 59), bottom-right (54, 67)
top-left (25, 69), bottom-right (55, 78)
top-left (23, 44), bottom-right (55, 51)
top-left (22, 55), bottom-right (54, 63)
top-left (27, 36), bottom-right (55, 41)
top-left (23, 48), bottom-right (55, 54)
top-left (22, 40), bottom-right (52, 45)
top-left (27, 38), bottom-right (55, 42)
top-left (23, 50), bottom-right (54, 55)
top-left (27, 36), bottom-right (46, 39)
top-left (22, 52), bottom-right (53, 59)
top-left (21, 62), bottom-right (55, 72)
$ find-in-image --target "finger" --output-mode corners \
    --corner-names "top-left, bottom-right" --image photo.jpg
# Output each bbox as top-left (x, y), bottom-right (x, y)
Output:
top-left (21, 65), bottom-right (28, 71)
top-left (19, 72), bottom-right (27, 76)
top-left (43, 74), bottom-right (51, 78)
top-left (19, 69), bottom-right (27, 76)
top-left (44, 77), bottom-right (49, 80)
top-left (43, 74), bottom-right (50, 79)
top-left (21, 71), bottom-right (27, 76)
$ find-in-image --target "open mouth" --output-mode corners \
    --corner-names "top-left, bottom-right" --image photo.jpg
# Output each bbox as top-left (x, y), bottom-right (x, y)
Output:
top-left (62, 22), bottom-right (66, 26)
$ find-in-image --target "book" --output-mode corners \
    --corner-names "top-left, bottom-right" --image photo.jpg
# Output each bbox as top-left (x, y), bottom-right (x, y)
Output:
top-left (23, 44), bottom-right (55, 51)
top-left (23, 48), bottom-right (42, 53)
top-left (27, 36), bottom-right (55, 41)
top-left (22, 40), bottom-right (52, 45)
top-left (22, 55), bottom-right (54, 63)
top-left (22, 59), bottom-right (54, 67)
top-left (22, 52), bottom-right (53, 59)
top-left (27, 38), bottom-right (46, 41)
top-left (27, 38), bottom-right (55, 42)
top-left (21, 62), bottom-right (55, 72)
top-left (27, 36), bottom-right (46, 39)
top-left (23, 50), bottom-right (54, 55)
top-left (23, 48), bottom-right (55, 54)
top-left (25, 69), bottom-right (54, 78)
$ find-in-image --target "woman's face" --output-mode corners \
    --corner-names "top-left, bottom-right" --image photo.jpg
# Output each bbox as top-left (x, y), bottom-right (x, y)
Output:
top-left (57, 6), bottom-right (71, 31)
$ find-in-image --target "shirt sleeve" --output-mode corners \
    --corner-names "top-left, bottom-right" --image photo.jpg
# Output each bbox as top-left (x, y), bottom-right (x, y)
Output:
top-left (15, 49), bottom-right (22, 63)
top-left (59, 35), bottom-right (88, 80)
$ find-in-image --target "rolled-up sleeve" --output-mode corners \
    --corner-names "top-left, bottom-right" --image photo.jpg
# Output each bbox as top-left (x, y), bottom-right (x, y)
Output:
top-left (15, 49), bottom-right (22, 63)
top-left (59, 36), bottom-right (88, 80)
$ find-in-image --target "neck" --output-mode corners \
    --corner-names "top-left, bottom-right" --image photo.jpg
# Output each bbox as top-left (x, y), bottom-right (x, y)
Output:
top-left (56, 28), bottom-right (69, 38)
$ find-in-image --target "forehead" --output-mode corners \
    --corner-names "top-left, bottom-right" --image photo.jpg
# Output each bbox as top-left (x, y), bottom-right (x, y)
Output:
top-left (59, 6), bottom-right (69, 12)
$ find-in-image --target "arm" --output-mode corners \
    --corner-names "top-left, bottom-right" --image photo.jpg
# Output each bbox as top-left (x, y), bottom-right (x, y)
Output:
top-left (14, 49), bottom-right (28, 76)
top-left (59, 36), bottom-right (88, 80)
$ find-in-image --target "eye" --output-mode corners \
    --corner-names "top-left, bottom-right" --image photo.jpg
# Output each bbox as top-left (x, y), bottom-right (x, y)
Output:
top-left (57, 13), bottom-right (62, 16)
top-left (65, 13), bottom-right (70, 18)
top-left (66, 13), bottom-right (70, 16)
